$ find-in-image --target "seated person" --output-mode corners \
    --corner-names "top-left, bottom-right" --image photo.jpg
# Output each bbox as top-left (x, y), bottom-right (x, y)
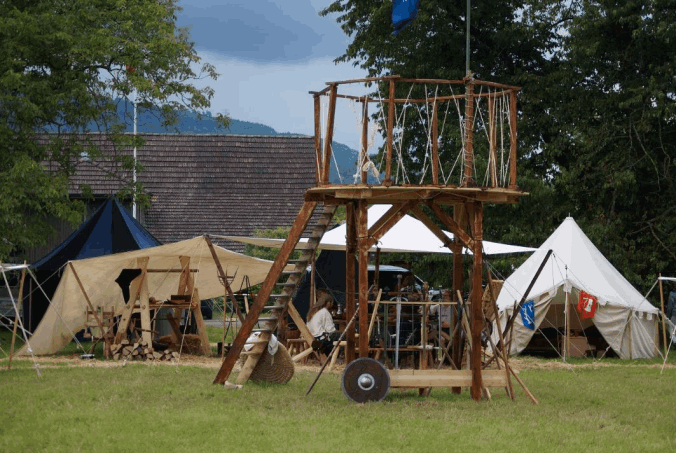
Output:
top-left (307, 293), bottom-right (340, 356)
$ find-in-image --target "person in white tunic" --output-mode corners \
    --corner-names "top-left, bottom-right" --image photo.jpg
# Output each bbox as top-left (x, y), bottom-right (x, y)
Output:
top-left (307, 292), bottom-right (339, 356)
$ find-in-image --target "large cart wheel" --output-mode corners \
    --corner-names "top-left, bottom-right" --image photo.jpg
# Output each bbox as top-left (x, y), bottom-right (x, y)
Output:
top-left (341, 358), bottom-right (390, 403)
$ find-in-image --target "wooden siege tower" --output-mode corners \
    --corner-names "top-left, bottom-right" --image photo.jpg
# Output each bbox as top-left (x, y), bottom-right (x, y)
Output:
top-left (214, 75), bottom-right (526, 401)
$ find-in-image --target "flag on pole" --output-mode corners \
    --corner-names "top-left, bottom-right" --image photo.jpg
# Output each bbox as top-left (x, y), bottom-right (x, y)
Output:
top-left (520, 300), bottom-right (535, 330)
top-left (577, 290), bottom-right (598, 319)
top-left (392, 0), bottom-right (420, 35)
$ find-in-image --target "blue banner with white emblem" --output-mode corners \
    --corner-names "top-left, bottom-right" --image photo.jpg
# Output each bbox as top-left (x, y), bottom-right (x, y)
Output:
top-left (520, 300), bottom-right (535, 330)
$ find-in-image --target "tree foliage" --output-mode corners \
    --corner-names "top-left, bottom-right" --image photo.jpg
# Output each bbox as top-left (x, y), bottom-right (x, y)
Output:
top-left (322, 0), bottom-right (676, 294)
top-left (0, 0), bottom-right (227, 260)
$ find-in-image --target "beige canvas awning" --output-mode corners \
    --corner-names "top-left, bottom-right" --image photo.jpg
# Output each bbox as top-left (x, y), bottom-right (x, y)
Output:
top-left (19, 236), bottom-right (278, 356)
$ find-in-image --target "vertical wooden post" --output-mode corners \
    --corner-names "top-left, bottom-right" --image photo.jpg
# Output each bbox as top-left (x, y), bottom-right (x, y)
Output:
top-left (314, 94), bottom-right (322, 185)
top-left (360, 98), bottom-right (369, 184)
top-left (469, 201), bottom-right (483, 401)
top-left (190, 288), bottom-right (211, 355)
top-left (462, 79), bottom-right (475, 187)
top-left (70, 262), bottom-right (114, 354)
top-left (385, 79), bottom-right (395, 185)
top-left (310, 252), bottom-right (316, 312)
top-left (509, 90), bottom-right (518, 189)
top-left (488, 95), bottom-right (497, 187)
top-left (451, 203), bottom-right (465, 393)
top-left (345, 202), bottom-right (357, 363)
top-left (431, 100), bottom-right (439, 185)
top-left (659, 276), bottom-right (668, 356)
top-left (357, 199), bottom-right (370, 357)
top-left (139, 268), bottom-right (152, 346)
top-left (323, 84), bottom-right (337, 185)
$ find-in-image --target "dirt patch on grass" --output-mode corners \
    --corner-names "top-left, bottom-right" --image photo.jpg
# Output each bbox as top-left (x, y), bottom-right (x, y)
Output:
top-left (9, 354), bottom-right (676, 373)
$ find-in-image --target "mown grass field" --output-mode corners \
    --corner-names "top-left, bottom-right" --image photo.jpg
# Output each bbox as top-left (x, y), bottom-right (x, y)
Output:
top-left (1, 330), bottom-right (675, 453)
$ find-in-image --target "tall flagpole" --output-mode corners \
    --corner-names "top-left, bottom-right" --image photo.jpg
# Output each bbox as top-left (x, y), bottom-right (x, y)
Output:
top-left (132, 92), bottom-right (137, 219)
top-left (466, 0), bottom-right (471, 75)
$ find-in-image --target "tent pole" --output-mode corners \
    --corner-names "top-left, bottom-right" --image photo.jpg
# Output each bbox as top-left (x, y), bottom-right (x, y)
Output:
top-left (69, 262), bottom-right (112, 353)
top-left (659, 275), bottom-right (667, 356)
top-left (8, 263), bottom-right (27, 370)
top-left (564, 290), bottom-right (570, 362)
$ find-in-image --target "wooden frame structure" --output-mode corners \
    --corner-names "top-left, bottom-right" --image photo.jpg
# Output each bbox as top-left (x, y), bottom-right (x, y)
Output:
top-left (214, 75), bottom-right (527, 402)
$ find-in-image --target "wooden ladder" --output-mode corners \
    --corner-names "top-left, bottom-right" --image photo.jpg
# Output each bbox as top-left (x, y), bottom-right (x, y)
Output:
top-left (213, 201), bottom-right (337, 385)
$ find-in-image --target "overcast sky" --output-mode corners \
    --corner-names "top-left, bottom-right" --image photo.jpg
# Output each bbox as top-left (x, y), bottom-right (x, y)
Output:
top-left (177, 0), bottom-right (371, 148)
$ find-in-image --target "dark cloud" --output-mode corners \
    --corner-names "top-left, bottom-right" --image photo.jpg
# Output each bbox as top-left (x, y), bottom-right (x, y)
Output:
top-left (177, 1), bottom-right (347, 62)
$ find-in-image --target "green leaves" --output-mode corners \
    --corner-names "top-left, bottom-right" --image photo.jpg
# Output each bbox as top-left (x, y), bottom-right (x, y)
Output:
top-left (322, 0), bottom-right (676, 294)
top-left (0, 0), bottom-right (226, 260)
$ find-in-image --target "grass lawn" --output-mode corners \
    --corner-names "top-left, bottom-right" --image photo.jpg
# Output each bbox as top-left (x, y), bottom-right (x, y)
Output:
top-left (2, 329), bottom-right (675, 452)
top-left (1, 352), bottom-right (675, 452)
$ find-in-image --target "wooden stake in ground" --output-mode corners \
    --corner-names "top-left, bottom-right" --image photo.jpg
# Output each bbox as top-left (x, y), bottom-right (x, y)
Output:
top-left (485, 269), bottom-right (514, 400)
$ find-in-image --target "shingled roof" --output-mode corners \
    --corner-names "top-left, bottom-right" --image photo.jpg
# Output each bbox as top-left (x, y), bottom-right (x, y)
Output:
top-left (47, 133), bottom-right (318, 253)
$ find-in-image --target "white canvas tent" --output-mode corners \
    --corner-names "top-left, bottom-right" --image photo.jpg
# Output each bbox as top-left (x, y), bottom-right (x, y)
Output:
top-left (495, 217), bottom-right (659, 359)
top-left (224, 204), bottom-right (535, 255)
top-left (18, 236), bottom-right (277, 356)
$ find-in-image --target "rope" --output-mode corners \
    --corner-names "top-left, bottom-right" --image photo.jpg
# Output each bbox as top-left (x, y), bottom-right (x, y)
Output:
top-left (2, 268), bottom-right (41, 377)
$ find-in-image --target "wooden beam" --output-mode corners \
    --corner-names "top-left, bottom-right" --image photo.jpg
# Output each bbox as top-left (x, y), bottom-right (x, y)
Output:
top-left (488, 95), bottom-right (497, 187)
top-left (139, 267), bottom-right (152, 346)
top-left (431, 100), bottom-right (439, 185)
top-left (486, 268), bottom-right (514, 400)
top-left (462, 80), bottom-right (475, 187)
top-left (346, 202), bottom-right (357, 363)
top-left (190, 288), bottom-right (212, 355)
top-left (509, 91), bottom-right (518, 189)
top-left (428, 201), bottom-right (475, 250)
top-left (385, 79), bottom-right (395, 185)
top-left (324, 74), bottom-right (400, 86)
top-left (314, 94), bottom-right (322, 185)
top-left (357, 199), bottom-right (369, 356)
top-left (214, 201), bottom-right (318, 385)
top-left (451, 204), bottom-right (467, 392)
top-left (69, 262), bottom-right (113, 353)
top-left (205, 235), bottom-right (245, 324)
top-left (287, 301), bottom-right (315, 348)
top-left (322, 84), bottom-right (337, 185)
top-left (360, 99), bottom-right (368, 184)
top-left (659, 275), bottom-right (668, 356)
top-left (389, 369), bottom-right (508, 388)
top-left (469, 202), bottom-right (484, 402)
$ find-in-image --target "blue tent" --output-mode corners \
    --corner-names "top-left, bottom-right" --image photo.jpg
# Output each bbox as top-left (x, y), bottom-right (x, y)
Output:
top-left (24, 198), bottom-right (161, 331)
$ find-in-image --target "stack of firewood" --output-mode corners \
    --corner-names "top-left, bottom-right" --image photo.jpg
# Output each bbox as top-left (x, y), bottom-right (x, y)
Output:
top-left (111, 339), bottom-right (180, 361)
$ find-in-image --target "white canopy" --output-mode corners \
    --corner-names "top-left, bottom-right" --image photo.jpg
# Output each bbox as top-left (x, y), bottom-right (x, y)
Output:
top-left (225, 204), bottom-right (535, 255)
top-left (19, 236), bottom-right (277, 356)
top-left (495, 217), bottom-right (658, 359)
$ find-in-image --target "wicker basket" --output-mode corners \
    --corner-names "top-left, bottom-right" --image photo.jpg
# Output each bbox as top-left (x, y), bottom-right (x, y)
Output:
top-left (249, 343), bottom-right (295, 384)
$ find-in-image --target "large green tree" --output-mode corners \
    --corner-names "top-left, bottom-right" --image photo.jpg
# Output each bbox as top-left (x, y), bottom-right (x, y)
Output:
top-left (322, 0), bottom-right (676, 293)
top-left (0, 0), bottom-right (227, 260)
top-left (524, 0), bottom-right (676, 288)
